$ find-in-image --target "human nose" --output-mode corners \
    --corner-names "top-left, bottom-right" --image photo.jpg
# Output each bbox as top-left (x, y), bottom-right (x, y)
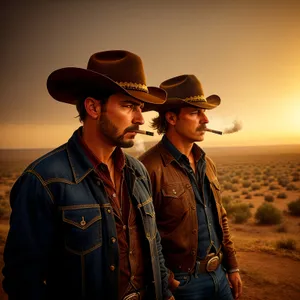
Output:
top-left (133, 107), bottom-right (145, 125)
top-left (200, 112), bottom-right (209, 124)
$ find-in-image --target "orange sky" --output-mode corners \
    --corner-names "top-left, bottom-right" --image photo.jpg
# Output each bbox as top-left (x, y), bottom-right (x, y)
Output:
top-left (1, 0), bottom-right (300, 149)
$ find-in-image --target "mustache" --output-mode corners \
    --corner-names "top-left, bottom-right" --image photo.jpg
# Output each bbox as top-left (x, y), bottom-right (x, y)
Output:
top-left (124, 125), bottom-right (139, 134)
top-left (196, 125), bottom-right (207, 132)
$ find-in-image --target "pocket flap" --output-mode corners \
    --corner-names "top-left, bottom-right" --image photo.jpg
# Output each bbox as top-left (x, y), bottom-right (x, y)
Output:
top-left (63, 207), bottom-right (102, 230)
top-left (162, 183), bottom-right (185, 198)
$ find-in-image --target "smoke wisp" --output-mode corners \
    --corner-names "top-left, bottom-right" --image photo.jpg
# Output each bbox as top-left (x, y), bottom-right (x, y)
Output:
top-left (134, 139), bottom-right (146, 155)
top-left (223, 120), bottom-right (243, 134)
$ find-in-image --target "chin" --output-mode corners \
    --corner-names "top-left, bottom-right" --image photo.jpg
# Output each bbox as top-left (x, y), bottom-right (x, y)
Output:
top-left (118, 140), bottom-right (134, 148)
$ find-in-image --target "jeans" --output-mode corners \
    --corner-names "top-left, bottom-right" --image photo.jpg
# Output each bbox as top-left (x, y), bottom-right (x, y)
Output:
top-left (173, 265), bottom-right (234, 300)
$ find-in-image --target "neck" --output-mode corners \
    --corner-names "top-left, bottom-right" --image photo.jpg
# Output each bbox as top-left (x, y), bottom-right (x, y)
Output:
top-left (165, 131), bottom-right (194, 157)
top-left (82, 123), bottom-right (115, 165)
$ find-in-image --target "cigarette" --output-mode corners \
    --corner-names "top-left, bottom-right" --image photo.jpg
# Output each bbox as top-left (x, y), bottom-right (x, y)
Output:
top-left (134, 130), bottom-right (154, 136)
top-left (205, 128), bottom-right (223, 135)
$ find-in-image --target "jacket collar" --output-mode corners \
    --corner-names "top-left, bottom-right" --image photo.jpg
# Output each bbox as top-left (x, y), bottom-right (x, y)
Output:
top-left (66, 127), bottom-right (95, 183)
top-left (160, 135), bottom-right (205, 166)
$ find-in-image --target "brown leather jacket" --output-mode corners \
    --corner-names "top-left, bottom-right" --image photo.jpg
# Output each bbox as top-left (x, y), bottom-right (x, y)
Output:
top-left (139, 141), bottom-right (238, 273)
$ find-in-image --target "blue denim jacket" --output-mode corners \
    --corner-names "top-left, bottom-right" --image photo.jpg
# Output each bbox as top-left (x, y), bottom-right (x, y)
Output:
top-left (2, 128), bottom-right (171, 300)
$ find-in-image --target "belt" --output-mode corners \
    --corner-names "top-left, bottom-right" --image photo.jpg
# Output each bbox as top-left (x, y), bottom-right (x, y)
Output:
top-left (123, 292), bottom-right (140, 300)
top-left (122, 289), bottom-right (147, 300)
top-left (194, 251), bottom-right (223, 274)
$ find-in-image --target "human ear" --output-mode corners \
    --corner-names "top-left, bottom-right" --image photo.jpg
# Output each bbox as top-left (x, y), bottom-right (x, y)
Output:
top-left (84, 97), bottom-right (100, 119)
top-left (165, 112), bottom-right (177, 125)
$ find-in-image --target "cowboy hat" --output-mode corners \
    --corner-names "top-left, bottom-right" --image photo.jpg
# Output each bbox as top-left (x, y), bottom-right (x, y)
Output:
top-left (47, 50), bottom-right (167, 111)
top-left (146, 74), bottom-right (221, 112)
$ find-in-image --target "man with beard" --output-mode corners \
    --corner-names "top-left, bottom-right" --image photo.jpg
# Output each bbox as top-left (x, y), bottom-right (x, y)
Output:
top-left (2, 50), bottom-right (175, 300)
top-left (139, 75), bottom-right (243, 300)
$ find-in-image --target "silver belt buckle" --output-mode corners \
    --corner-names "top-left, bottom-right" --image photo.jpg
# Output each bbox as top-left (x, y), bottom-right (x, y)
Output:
top-left (123, 292), bottom-right (140, 300)
top-left (206, 255), bottom-right (220, 272)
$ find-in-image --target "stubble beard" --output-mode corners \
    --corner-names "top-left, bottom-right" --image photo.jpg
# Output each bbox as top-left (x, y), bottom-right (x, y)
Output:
top-left (97, 114), bottom-right (134, 148)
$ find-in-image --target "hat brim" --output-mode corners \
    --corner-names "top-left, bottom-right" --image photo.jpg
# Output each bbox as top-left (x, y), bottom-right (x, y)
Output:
top-left (145, 95), bottom-right (221, 112)
top-left (47, 67), bottom-right (166, 110)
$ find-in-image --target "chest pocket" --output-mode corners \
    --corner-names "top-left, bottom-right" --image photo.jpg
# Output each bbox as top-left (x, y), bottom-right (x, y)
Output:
top-left (161, 183), bottom-right (190, 219)
top-left (62, 205), bottom-right (102, 255)
top-left (138, 198), bottom-right (157, 240)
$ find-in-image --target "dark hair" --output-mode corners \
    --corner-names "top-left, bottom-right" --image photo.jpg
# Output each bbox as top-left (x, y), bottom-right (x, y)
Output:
top-left (75, 94), bottom-right (109, 122)
top-left (150, 107), bottom-right (181, 134)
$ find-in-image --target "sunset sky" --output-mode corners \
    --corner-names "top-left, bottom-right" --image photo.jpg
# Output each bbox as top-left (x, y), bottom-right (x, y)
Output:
top-left (1, 0), bottom-right (300, 149)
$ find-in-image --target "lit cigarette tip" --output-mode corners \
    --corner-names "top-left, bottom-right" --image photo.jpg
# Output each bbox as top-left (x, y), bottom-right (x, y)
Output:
top-left (135, 130), bottom-right (154, 136)
top-left (205, 128), bottom-right (223, 135)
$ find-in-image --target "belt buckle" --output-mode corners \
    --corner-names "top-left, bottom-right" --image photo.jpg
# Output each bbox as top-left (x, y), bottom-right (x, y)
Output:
top-left (206, 255), bottom-right (220, 272)
top-left (123, 292), bottom-right (140, 300)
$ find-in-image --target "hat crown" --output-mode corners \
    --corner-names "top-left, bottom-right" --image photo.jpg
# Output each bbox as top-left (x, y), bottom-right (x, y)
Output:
top-left (160, 74), bottom-right (205, 100)
top-left (87, 50), bottom-right (147, 89)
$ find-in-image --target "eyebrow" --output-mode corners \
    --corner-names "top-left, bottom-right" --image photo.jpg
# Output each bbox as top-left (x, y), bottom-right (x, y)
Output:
top-left (121, 99), bottom-right (144, 107)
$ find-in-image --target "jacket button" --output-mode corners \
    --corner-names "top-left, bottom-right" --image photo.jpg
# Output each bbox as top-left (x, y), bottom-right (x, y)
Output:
top-left (192, 229), bottom-right (197, 234)
top-left (186, 184), bottom-right (190, 188)
top-left (107, 209), bottom-right (111, 214)
top-left (123, 225), bottom-right (127, 230)
top-left (191, 250), bottom-right (196, 256)
top-left (129, 250), bottom-right (133, 255)
top-left (172, 189), bottom-right (177, 195)
top-left (110, 265), bottom-right (115, 271)
top-left (112, 193), bottom-right (116, 198)
top-left (191, 206), bottom-right (196, 210)
top-left (111, 237), bottom-right (116, 243)
top-left (130, 275), bottom-right (135, 281)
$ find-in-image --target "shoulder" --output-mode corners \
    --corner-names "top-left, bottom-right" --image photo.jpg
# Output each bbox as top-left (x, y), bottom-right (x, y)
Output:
top-left (24, 144), bottom-right (69, 179)
top-left (138, 143), bottom-right (163, 168)
top-left (205, 155), bottom-right (217, 173)
top-left (125, 153), bottom-right (148, 175)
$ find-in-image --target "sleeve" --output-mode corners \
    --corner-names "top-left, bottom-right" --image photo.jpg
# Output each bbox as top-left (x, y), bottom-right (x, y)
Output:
top-left (144, 168), bottom-right (173, 299)
top-left (2, 171), bottom-right (55, 300)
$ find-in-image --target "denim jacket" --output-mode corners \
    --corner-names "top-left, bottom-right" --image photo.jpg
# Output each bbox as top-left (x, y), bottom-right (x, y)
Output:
top-left (2, 128), bottom-right (171, 300)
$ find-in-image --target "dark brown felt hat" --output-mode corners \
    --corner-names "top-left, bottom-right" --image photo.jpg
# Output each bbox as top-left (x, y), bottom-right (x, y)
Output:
top-left (47, 50), bottom-right (167, 111)
top-left (146, 74), bottom-right (221, 112)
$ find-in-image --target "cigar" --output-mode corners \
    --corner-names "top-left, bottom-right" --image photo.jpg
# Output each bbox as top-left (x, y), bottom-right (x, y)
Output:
top-left (134, 130), bottom-right (154, 136)
top-left (205, 128), bottom-right (223, 135)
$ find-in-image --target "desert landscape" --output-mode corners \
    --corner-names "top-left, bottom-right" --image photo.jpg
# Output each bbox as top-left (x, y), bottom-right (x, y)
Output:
top-left (0, 144), bottom-right (300, 300)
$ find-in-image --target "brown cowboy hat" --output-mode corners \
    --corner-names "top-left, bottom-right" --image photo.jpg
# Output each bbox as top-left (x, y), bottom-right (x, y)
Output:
top-left (47, 50), bottom-right (167, 111)
top-left (146, 74), bottom-right (221, 112)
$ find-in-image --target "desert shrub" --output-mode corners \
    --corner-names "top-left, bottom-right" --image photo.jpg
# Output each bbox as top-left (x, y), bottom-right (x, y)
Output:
top-left (254, 192), bottom-right (264, 196)
top-left (242, 181), bottom-right (251, 188)
top-left (222, 195), bottom-right (232, 212)
top-left (286, 183), bottom-right (297, 191)
top-left (241, 190), bottom-right (248, 195)
top-left (251, 183), bottom-right (261, 191)
top-left (223, 183), bottom-right (232, 191)
top-left (278, 177), bottom-right (289, 187)
top-left (245, 194), bottom-right (252, 199)
top-left (264, 195), bottom-right (274, 202)
top-left (292, 172), bottom-right (299, 182)
top-left (233, 194), bottom-right (240, 199)
top-left (277, 192), bottom-right (287, 199)
top-left (287, 198), bottom-right (300, 216)
top-left (276, 238), bottom-right (297, 250)
top-left (231, 185), bottom-right (238, 192)
top-left (0, 201), bottom-right (10, 218)
top-left (269, 184), bottom-right (279, 190)
top-left (253, 168), bottom-right (261, 175)
top-left (248, 203), bottom-right (254, 208)
top-left (230, 203), bottom-right (252, 224)
top-left (255, 203), bottom-right (282, 225)
top-left (276, 224), bottom-right (287, 233)
top-left (231, 177), bottom-right (239, 184)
